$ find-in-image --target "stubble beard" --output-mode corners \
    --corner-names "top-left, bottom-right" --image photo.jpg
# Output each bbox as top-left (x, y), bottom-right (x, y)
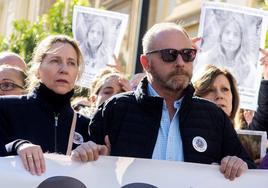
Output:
top-left (150, 66), bottom-right (192, 92)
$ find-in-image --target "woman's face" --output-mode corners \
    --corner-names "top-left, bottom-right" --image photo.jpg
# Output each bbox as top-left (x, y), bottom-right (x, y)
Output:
top-left (95, 76), bottom-right (123, 107)
top-left (0, 69), bottom-right (25, 95)
top-left (38, 42), bottom-right (79, 94)
top-left (87, 22), bottom-right (104, 49)
top-left (203, 74), bottom-right (233, 116)
top-left (221, 21), bottom-right (242, 52)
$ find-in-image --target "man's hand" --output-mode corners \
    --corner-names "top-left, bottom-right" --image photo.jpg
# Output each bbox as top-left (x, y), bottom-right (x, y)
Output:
top-left (17, 143), bottom-right (46, 176)
top-left (220, 156), bottom-right (248, 181)
top-left (71, 135), bottom-right (111, 162)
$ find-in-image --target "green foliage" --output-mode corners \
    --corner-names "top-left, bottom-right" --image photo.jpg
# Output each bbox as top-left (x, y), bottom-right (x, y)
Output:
top-left (0, 36), bottom-right (8, 51)
top-left (263, 1), bottom-right (268, 48)
top-left (0, 0), bottom-right (89, 63)
top-left (8, 19), bottom-right (46, 63)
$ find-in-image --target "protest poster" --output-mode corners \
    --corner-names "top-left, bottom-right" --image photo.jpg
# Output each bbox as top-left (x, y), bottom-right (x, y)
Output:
top-left (236, 129), bottom-right (267, 163)
top-left (73, 5), bottom-right (128, 87)
top-left (192, 2), bottom-right (268, 110)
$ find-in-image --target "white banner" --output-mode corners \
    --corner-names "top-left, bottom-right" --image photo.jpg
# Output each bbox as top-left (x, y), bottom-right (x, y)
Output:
top-left (0, 154), bottom-right (268, 187)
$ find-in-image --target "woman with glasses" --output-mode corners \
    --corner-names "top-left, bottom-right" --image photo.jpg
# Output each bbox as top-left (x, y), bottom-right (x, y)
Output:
top-left (0, 35), bottom-right (92, 175)
top-left (0, 65), bottom-right (26, 95)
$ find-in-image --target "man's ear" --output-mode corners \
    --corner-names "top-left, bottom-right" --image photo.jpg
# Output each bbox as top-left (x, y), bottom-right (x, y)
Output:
top-left (140, 54), bottom-right (150, 71)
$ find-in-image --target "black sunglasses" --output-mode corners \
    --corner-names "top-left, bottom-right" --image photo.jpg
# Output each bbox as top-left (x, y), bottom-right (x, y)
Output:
top-left (146, 48), bottom-right (197, 63)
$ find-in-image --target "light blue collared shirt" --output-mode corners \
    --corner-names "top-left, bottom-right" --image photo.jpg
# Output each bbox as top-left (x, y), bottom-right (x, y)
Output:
top-left (148, 84), bottom-right (184, 161)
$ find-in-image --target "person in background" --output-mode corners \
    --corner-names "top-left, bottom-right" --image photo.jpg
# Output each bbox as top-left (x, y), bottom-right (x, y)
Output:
top-left (73, 67), bottom-right (131, 117)
top-left (193, 49), bottom-right (268, 135)
top-left (0, 65), bottom-right (27, 95)
top-left (129, 72), bottom-right (146, 90)
top-left (0, 51), bottom-right (27, 71)
top-left (193, 64), bottom-right (239, 124)
top-left (72, 22), bottom-right (255, 180)
top-left (0, 35), bottom-right (94, 175)
top-left (193, 51), bottom-right (268, 166)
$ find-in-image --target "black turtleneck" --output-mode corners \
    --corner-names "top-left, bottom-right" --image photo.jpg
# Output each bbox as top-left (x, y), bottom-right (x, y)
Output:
top-left (36, 83), bottom-right (74, 114)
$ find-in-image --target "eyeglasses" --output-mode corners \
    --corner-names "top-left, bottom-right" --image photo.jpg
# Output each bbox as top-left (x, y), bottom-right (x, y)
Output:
top-left (146, 48), bottom-right (197, 63)
top-left (0, 82), bottom-right (24, 91)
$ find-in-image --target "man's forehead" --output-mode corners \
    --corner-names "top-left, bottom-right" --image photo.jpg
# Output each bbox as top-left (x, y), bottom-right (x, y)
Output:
top-left (0, 56), bottom-right (26, 70)
top-left (152, 29), bottom-right (191, 48)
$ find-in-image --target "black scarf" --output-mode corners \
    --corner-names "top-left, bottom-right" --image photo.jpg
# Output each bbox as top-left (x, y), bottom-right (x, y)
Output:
top-left (36, 83), bottom-right (74, 114)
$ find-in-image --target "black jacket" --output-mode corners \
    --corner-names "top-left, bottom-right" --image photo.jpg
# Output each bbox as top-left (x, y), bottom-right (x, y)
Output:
top-left (90, 77), bottom-right (256, 168)
top-left (0, 84), bottom-right (90, 156)
top-left (249, 80), bottom-right (268, 134)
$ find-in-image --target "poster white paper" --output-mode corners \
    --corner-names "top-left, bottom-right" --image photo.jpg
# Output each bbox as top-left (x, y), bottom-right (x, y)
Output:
top-left (193, 2), bottom-right (268, 110)
top-left (73, 5), bottom-right (128, 87)
top-left (0, 154), bottom-right (268, 188)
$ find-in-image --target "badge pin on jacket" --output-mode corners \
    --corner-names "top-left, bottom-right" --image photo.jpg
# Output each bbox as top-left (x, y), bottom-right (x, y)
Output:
top-left (192, 136), bottom-right (207, 152)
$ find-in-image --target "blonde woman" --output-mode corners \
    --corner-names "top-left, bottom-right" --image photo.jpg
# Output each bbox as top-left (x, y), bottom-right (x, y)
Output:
top-left (0, 35), bottom-right (103, 175)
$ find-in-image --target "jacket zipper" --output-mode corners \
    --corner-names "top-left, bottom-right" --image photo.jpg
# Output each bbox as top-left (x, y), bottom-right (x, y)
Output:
top-left (54, 114), bottom-right (59, 152)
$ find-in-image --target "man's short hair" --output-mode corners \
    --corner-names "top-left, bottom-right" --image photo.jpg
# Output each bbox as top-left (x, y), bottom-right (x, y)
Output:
top-left (142, 22), bottom-right (189, 54)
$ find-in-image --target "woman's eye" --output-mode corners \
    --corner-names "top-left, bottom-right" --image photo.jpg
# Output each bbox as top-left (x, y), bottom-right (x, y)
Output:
top-left (103, 91), bottom-right (112, 95)
top-left (50, 59), bottom-right (59, 64)
top-left (222, 87), bottom-right (230, 92)
top-left (68, 61), bottom-right (77, 66)
top-left (208, 88), bottom-right (214, 93)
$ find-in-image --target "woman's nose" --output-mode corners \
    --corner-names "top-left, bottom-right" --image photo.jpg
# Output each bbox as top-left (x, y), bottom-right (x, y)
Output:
top-left (215, 90), bottom-right (224, 99)
top-left (59, 63), bottom-right (68, 73)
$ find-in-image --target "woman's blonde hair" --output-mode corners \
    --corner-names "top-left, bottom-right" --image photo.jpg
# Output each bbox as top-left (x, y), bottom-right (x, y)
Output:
top-left (26, 35), bottom-right (84, 92)
top-left (194, 64), bottom-right (240, 124)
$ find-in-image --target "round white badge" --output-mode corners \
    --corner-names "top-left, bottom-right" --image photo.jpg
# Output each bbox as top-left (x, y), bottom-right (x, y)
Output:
top-left (73, 132), bottom-right (84, 145)
top-left (192, 136), bottom-right (207, 152)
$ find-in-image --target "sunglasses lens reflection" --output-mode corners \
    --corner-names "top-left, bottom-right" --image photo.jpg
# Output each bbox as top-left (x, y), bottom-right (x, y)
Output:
top-left (161, 49), bottom-right (196, 63)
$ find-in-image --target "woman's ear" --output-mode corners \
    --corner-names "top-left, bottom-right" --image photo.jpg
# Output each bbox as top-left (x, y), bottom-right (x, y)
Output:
top-left (140, 55), bottom-right (150, 71)
top-left (36, 69), bottom-right (40, 79)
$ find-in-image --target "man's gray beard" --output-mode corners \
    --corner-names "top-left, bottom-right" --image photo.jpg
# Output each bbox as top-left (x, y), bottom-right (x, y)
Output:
top-left (150, 66), bottom-right (191, 92)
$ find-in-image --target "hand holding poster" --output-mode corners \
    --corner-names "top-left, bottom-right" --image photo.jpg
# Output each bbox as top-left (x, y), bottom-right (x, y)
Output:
top-left (0, 154), bottom-right (268, 188)
top-left (72, 6), bottom-right (128, 87)
top-left (192, 2), bottom-right (268, 110)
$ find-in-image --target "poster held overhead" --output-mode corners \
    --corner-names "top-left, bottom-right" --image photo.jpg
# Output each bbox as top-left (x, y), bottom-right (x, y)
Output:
top-left (73, 5), bottom-right (128, 88)
top-left (193, 2), bottom-right (268, 110)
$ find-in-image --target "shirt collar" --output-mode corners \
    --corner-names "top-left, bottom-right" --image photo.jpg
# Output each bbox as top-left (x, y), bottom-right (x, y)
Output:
top-left (147, 83), bottom-right (184, 109)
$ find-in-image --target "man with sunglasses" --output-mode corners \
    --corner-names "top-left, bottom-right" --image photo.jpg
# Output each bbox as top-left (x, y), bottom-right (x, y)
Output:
top-left (72, 23), bottom-right (255, 180)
